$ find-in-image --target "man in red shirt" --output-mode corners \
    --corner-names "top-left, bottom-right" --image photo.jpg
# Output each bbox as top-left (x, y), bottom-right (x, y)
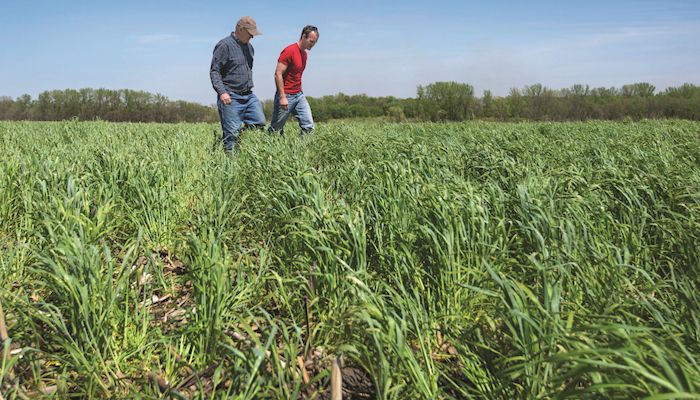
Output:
top-left (268, 25), bottom-right (319, 136)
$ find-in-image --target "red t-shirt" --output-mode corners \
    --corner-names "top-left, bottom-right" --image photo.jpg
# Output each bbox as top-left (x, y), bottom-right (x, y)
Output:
top-left (278, 43), bottom-right (307, 94)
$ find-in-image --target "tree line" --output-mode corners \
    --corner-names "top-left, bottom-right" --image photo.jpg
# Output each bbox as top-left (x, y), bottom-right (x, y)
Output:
top-left (0, 88), bottom-right (218, 123)
top-left (2, 82), bottom-right (699, 123)
top-left (305, 82), bottom-right (700, 122)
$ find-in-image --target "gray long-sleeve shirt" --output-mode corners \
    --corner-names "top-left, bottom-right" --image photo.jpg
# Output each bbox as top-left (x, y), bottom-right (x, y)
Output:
top-left (210, 33), bottom-right (255, 95)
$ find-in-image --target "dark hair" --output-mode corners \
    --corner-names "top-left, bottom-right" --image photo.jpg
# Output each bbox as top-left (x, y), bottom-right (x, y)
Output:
top-left (300, 25), bottom-right (318, 39)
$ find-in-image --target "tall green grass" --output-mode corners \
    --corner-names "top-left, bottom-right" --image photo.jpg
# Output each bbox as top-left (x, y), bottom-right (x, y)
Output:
top-left (0, 119), bottom-right (698, 398)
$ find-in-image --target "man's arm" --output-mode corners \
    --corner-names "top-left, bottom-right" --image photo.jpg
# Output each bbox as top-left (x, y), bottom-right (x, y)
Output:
top-left (274, 61), bottom-right (289, 110)
top-left (210, 43), bottom-right (232, 105)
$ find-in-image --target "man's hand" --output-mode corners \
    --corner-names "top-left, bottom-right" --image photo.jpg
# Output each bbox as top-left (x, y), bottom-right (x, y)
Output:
top-left (220, 92), bottom-right (231, 105)
top-left (274, 62), bottom-right (289, 110)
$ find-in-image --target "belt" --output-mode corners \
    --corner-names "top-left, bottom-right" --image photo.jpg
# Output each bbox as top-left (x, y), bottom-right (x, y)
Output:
top-left (232, 89), bottom-right (252, 95)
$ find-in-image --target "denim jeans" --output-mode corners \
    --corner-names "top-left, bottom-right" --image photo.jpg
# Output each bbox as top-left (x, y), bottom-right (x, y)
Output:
top-left (217, 91), bottom-right (266, 153)
top-left (268, 92), bottom-right (314, 135)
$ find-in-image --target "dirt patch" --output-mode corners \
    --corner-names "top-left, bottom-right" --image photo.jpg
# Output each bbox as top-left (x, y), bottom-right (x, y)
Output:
top-left (135, 250), bottom-right (194, 333)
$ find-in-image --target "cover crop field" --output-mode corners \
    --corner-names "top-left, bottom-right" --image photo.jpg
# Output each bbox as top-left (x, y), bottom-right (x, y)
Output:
top-left (1, 120), bottom-right (699, 398)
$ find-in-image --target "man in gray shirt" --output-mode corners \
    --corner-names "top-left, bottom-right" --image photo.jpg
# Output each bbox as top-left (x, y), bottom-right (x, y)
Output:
top-left (210, 16), bottom-right (266, 155)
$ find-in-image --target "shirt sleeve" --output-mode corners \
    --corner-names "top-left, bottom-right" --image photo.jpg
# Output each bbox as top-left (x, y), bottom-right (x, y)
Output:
top-left (210, 42), bottom-right (228, 95)
top-left (278, 46), bottom-right (291, 65)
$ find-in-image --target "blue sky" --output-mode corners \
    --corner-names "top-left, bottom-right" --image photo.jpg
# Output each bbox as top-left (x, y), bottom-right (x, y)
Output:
top-left (1, 0), bottom-right (699, 105)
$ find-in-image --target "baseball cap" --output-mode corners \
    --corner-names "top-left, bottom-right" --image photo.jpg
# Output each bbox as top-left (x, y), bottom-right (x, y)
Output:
top-left (237, 16), bottom-right (262, 36)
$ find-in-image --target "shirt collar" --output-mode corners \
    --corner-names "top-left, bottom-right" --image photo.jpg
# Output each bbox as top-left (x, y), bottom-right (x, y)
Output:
top-left (231, 32), bottom-right (244, 45)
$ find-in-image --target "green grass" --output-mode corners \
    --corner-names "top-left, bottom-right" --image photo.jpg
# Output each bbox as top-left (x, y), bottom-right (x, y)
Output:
top-left (1, 119), bottom-right (699, 398)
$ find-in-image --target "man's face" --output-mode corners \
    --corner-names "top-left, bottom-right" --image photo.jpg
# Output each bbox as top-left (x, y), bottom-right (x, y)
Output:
top-left (236, 27), bottom-right (253, 44)
top-left (301, 31), bottom-right (319, 50)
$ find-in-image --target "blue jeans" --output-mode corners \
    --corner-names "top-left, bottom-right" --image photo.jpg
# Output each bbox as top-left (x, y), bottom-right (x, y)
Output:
top-left (217, 91), bottom-right (266, 153)
top-left (268, 92), bottom-right (314, 135)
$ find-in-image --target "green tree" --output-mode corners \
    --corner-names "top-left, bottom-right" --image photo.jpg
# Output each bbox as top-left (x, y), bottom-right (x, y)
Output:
top-left (482, 90), bottom-right (494, 119)
top-left (417, 81), bottom-right (475, 121)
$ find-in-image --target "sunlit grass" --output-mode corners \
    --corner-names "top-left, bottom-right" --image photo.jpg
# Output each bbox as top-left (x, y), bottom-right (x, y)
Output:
top-left (0, 119), bottom-right (698, 398)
